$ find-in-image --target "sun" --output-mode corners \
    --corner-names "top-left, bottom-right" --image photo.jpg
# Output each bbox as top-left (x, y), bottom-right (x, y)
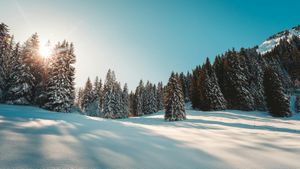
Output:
top-left (39, 42), bottom-right (52, 58)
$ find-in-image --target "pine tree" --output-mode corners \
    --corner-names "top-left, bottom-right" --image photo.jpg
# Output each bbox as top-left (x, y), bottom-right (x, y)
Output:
top-left (156, 82), bottom-right (164, 111)
top-left (82, 77), bottom-right (95, 115)
top-left (44, 41), bottom-right (76, 112)
top-left (165, 72), bottom-right (186, 121)
top-left (242, 48), bottom-right (267, 111)
top-left (263, 67), bottom-right (291, 117)
top-left (21, 33), bottom-right (44, 104)
top-left (198, 58), bottom-right (227, 110)
top-left (0, 23), bottom-right (11, 102)
top-left (222, 50), bottom-right (255, 110)
top-left (5, 43), bottom-right (34, 104)
top-left (129, 91), bottom-right (135, 116)
top-left (134, 80), bottom-right (144, 116)
top-left (102, 70), bottom-right (124, 119)
top-left (190, 66), bottom-right (202, 109)
top-left (120, 83), bottom-right (129, 118)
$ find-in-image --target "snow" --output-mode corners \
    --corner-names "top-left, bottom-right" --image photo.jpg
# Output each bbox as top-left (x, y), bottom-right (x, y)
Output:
top-left (1, 104), bottom-right (300, 169)
top-left (257, 28), bottom-right (300, 54)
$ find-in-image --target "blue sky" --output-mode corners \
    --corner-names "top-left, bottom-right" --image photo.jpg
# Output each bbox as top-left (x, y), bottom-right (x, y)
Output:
top-left (0, 0), bottom-right (300, 90)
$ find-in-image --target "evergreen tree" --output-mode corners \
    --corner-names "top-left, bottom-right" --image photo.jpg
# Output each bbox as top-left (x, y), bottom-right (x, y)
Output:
top-left (222, 50), bottom-right (255, 110)
top-left (44, 41), bottom-right (76, 112)
top-left (198, 58), bottom-right (227, 110)
top-left (0, 23), bottom-right (11, 101)
top-left (134, 80), bottom-right (144, 116)
top-left (5, 43), bottom-right (34, 104)
top-left (21, 33), bottom-right (44, 104)
top-left (156, 82), bottom-right (164, 111)
top-left (165, 72), bottom-right (186, 121)
top-left (120, 83), bottom-right (129, 118)
top-left (263, 67), bottom-right (291, 117)
top-left (190, 66), bottom-right (201, 109)
top-left (102, 70), bottom-right (123, 119)
top-left (82, 77), bottom-right (95, 115)
top-left (129, 91), bottom-right (135, 116)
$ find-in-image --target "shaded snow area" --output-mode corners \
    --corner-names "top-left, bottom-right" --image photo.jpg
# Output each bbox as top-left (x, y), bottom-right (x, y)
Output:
top-left (257, 28), bottom-right (300, 54)
top-left (1, 104), bottom-right (300, 169)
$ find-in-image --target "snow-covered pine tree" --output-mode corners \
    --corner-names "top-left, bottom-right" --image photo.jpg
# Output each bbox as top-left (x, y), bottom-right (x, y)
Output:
top-left (44, 41), bottom-right (76, 112)
top-left (0, 23), bottom-right (11, 101)
top-left (222, 50), bottom-right (255, 111)
top-left (134, 80), bottom-right (144, 116)
top-left (82, 77), bottom-right (94, 115)
top-left (156, 82), bottom-right (164, 111)
top-left (129, 91), bottom-right (135, 116)
top-left (5, 43), bottom-right (34, 104)
top-left (198, 58), bottom-right (227, 111)
top-left (120, 83), bottom-right (129, 118)
top-left (21, 33), bottom-right (45, 104)
top-left (165, 72), bottom-right (186, 121)
top-left (102, 70), bottom-right (124, 119)
top-left (74, 87), bottom-right (84, 112)
top-left (263, 67), bottom-right (291, 117)
top-left (190, 66), bottom-right (202, 109)
top-left (143, 81), bottom-right (157, 114)
top-left (242, 48), bottom-right (267, 111)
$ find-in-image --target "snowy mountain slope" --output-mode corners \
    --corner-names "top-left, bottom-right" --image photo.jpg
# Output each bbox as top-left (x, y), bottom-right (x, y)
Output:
top-left (1, 104), bottom-right (300, 169)
top-left (257, 25), bottom-right (300, 54)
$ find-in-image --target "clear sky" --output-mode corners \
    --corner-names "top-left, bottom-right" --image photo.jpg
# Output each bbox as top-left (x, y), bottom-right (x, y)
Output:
top-left (0, 0), bottom-right (300, 90)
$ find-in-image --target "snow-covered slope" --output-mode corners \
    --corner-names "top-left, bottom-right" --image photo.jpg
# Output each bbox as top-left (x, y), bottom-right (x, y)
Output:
top-left (1, 104), bottom-right (300, 169)
top-left (257, 25), bottom-right (300, 54)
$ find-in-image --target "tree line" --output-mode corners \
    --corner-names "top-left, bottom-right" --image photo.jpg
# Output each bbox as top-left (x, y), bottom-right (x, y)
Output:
top-left (1, 22), bottom-right (299, 121)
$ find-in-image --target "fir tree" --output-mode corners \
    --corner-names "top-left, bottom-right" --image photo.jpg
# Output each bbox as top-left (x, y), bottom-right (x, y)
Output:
top-left (198, 58), bottom-right (227, 110)
top-left (263, 67), bottom-right (291, 117)
top-left (165, 72), bottom-right (186, 121)
top-left (190, 66), bottom-right (202, 109)
top-left (0, 23), bottom-right (11, 101)
top-left (82, 77), bottom-right (95, 115)
top-left (134, 80), bottom-right (144, 116)
top-left (156, 82), bottom-right (164, 111)
top-left (21, 33), bottom-right (44, 104)
top-left (222, 50), bottom-right (255, 110)
top-left (120, 83), bottom-right (129, 118)
top-left (5, 43), bottom-right (34, 104)
top-left (102, 70), bottom-right (123, 119)
top-left (44, 41), bottom-right (76, 112)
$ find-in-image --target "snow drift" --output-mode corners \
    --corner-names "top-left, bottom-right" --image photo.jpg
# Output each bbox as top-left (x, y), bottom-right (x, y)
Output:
top-left (1, 104), bottom-right (300, 169)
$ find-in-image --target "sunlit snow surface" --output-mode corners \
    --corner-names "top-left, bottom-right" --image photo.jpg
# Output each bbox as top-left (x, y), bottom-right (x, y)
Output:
top-left (257, 28), bottom-right (300, 55)
top-left (1, 104), bottom-right (300, 169)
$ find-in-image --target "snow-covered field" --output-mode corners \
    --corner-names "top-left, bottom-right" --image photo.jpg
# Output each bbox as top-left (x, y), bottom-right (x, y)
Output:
top-left (1, 104), bottom-right (300, 169)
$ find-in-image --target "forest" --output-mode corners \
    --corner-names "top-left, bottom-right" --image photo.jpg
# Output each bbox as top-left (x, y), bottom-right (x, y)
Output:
top-left (1, 22), bottom-right (300, 121)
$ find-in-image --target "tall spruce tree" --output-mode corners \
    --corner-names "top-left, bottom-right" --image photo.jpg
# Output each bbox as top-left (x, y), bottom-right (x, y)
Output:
top-left (120, 83), bottom-right (129, 118)
top-left (223, 50), bottom-right (255, 110)
top-left (102, 70), bottom-right (124, 119)
top-left (134, 80), bottom-right (144, 116)
top-left (44, 41), bottom-right (76, 112)
top-left (190, 66), bottom-right (202, 109)
top-left (5, 43), bottom-right (34, 104)
top-left (21, 33), bottom-right (45, 104)
top-left (165, 72), bottom-right (186, 121)
top-left (0, 23), bottom-right (11, 101)
top-left (198, 58), bottom-right (227, 110)
top-left (156, 82), bottom-right (164, 111)
top-left (263, 67), bottom-right (291, 117)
